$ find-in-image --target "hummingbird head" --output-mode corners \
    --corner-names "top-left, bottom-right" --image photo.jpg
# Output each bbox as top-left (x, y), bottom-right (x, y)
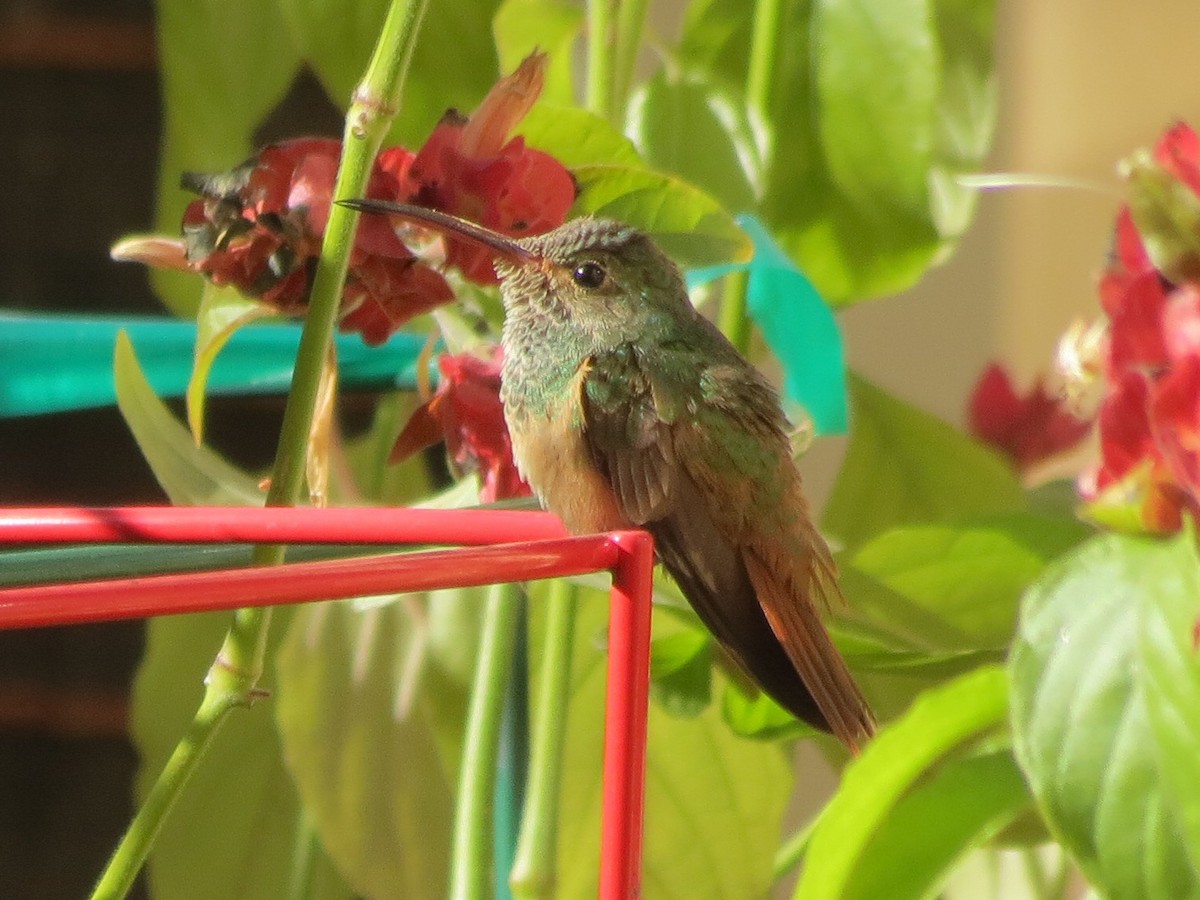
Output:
top-left (340, 199), bottom-right (693, 345)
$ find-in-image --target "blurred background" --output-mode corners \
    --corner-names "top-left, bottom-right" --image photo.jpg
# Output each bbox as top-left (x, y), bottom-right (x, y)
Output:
top-left (2, 0), bottom-right (1200, 896)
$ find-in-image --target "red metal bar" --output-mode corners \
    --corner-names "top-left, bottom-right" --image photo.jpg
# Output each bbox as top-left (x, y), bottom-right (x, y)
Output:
top-left (0, 536), bottom-right (618, 629)
top-left (0, 506), bottom-right (655, 895)
top-left (600, 530), bottom-right (655, 900)
top-left (0, 506), bottom-right (567, 546)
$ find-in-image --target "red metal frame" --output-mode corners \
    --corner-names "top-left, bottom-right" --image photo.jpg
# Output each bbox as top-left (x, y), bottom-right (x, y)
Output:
top-left (0, 506), bottom-right (654, 900)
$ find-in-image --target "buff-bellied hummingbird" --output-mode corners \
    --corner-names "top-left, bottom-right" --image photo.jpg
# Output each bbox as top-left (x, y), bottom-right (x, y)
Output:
top-left (340, 199), bottom-right (876, 751)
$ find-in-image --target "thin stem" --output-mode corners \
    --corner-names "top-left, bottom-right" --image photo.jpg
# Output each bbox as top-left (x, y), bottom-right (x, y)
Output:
top-left (449, 581), bottom-right (523, 900)
top-left (510, 581), bottom-right (579, 900)
top-left (90, 3), bottom-right (430, 897)
top-left (719, 268), bottom-right (752, 354)
top-left (287, 810), bottom-right (321, 900)
top-left (586, 0), bottom-right (616, 119)
top-left (612, 0), bottom-right (649, 119)
top-left (771, 809), bottom-right (822, 884)
top-left (91, 690), bottom-right (234, 898)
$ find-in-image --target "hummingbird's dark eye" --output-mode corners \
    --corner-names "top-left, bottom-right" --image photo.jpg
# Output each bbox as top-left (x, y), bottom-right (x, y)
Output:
top-left (571, 261), bottom-right (607, 289)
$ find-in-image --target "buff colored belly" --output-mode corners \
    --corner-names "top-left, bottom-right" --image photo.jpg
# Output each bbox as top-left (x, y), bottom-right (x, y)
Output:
top-left (509, 403), bottom-right (629, 535)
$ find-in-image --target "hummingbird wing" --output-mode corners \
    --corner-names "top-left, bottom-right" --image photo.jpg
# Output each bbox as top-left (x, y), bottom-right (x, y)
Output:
top-left (579, 344), bottom-right (874, 750)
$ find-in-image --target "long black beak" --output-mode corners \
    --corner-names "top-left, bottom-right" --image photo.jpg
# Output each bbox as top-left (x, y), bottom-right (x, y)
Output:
top-left (337, 199), bottom-right (540, 266)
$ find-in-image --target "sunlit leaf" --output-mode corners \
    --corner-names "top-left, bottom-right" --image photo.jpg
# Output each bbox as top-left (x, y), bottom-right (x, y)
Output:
top-left (520, 104), bottom-right (643, 169)
top-left (1010, 534), bottom-right (1200, 900)
top-left (795, 665), bottom-right (1009, 898)
top-left (276, 598), bottom-right (469, 900)
top-left (114, 331), bottom-right (264, 506)
top-left (823, 375), bottom-right (1025, 550)
top-left (627, 72), bottom-right (760, 211)
top-left (187, 283), bottom-right (280, 444)
top-left (649, 629), bottom-right (713, 718)
top-left (550, 593), bottom-right (792, 897)
top-left (836, 747), bottom-right (1030, 900)
top-left (132, 609), bottom-right (353, 900)
top-left (493, 0), bottom-right (583, 104)
top-left (850, 513), bottom-right (1091, 650)
top-left (1138, 530), bottom-right (1200, 877)
top-left (571, 165), bottom-right (752, 267)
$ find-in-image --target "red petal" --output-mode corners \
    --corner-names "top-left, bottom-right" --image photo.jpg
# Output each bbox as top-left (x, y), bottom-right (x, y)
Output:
top-left (1155, 121), bottom-right (1200, 198)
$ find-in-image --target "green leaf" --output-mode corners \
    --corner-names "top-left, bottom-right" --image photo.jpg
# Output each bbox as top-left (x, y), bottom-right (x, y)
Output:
top-left (677, 0), bottom-right (753, 87)
top-left (275, 597), bottom-right (468, 900)
top-left (132, 610), bottom-right (353, 900)
top-left (838, 747), bottom-right (1030, 900)
top-left (795, 665), bottom-right (1010, 899)
top-left (626, 72), bottom-right (760, 211)
top-left (824, 375), bottom-right (1025, 549)
top-left (1138, 531), bottom-right (1200, 877)
top-left (815, 0), bottom-right (938, 219)
top-left (274, 0), bottom-right (392, 110)
top-left (850, 513), bottom-right (1092, 650)
top-left (519, 103), bottom-right (644, 169)
top-left (114, 331), bottom-right (264, 506)
top-left (1010, 534), bottom-right (1200, 900)
top-left (721, 683), bottom-right (813, 742)
top-left (493, 0), bottom-right (583, 105)
top-left (187, 284), bottom-right (280, 444)
top-left (153, 0), bottom-right (303, 315)
top-left (928, 0), bottom-right (998, 238)
top-left (649, 630), bottom-right (713, 718)
top-left (551, 594), bottom-right (792, 898)
top-left (571, 165), bottom-right (752, 267)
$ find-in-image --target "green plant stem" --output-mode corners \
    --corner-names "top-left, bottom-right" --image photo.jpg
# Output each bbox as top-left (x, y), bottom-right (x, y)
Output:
top-left (771, 810), bottom-right (822, 884)
top-left (747, 0), bottom-right (784, 119)
top-left (494, 599), bottom-right (530, 900)
top-left (90, 3), bottom-right (430, 898)
top-left (449, 581), bottom-right (523, 900)
top-left (719, 268), bottom-right (752, 354)
top-left (586, 0), bottom-right (616, 119)
top-left (612, 0), bottom-right (649, 119)
top-left (510, 580), bottom-right (579, 900)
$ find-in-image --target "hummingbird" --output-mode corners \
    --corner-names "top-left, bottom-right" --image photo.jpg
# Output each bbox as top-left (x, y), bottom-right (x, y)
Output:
top-left (341, 199), bottom-right (876, 751)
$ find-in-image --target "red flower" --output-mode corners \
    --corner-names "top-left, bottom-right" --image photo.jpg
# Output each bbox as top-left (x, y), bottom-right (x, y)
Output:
top-left (1077, 121), bottom-right (1200, 531)
top-left (968, 363), bottom-right (1092, 472)
top-left (389, 348), bottom-right (530, 503)
top-left (122, 52), bottom-right (575, 346)
top-left (375, 51), bottom-right (577, 284)
top-left (177, 138), bottom-right (450, 344)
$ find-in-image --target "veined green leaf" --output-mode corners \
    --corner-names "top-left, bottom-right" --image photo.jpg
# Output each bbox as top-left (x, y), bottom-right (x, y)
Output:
top-left (1138, 530), bottom-right (1200, 878)
top-left (1010, 534), bottom-right (1200, 900)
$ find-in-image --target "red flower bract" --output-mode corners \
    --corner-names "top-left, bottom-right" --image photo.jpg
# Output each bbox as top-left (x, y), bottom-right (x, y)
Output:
top-left (1079, 120), bottom-right (1200, 531)
top-left (389, 348), bottom-right (531, 503)
top-left (968, 363), bottom-right (1092, 472)
top-left (175, 52), bottom-right (574, 345)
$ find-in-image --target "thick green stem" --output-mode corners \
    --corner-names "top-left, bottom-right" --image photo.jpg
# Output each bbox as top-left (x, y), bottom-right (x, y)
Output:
top-left (586, 0), bottom-right (617, 119)
top-left (719, 268), bottom-right (752, 354)
top-left (510, 581), bottom-right (579, 899)
top-left (746, 0), bottom-right (784, 119)
top-left (449, 582), bottom-right (523, 900)
top-left (91, 3), bottom-right (430, 897)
